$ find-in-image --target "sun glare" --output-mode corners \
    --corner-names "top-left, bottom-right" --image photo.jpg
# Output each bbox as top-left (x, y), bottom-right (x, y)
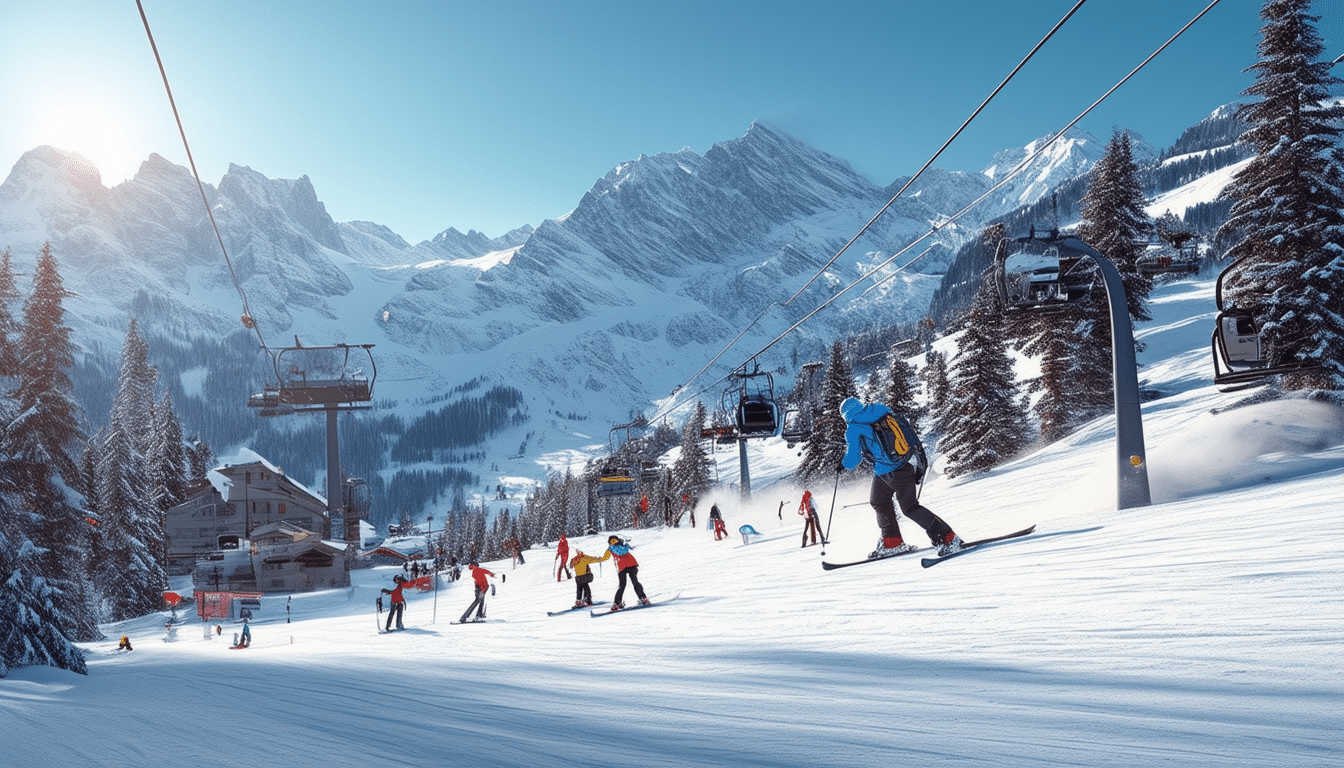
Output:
top-left (28, 94), bottom-right (146, 187)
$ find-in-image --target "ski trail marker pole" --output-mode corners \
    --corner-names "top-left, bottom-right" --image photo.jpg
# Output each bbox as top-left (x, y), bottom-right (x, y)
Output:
top-left (821, 469), bottom-right (841, 556)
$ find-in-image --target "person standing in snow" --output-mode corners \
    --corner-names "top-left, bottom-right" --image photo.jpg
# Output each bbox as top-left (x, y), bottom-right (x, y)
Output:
top-left (838, 396), bottom-right (962, 559)
top-left (598, 535), bottom-right (649, 611)
top-left (555, 535), bottom-right (572, 581)
top-left (459, 561), bottom-right (495, 622)
top-left (798, 489), bottom-right (822, 547)
top-left (569, 549), bottom-right (603, 607)
top-left (381, 573), bottom-right (410, 631)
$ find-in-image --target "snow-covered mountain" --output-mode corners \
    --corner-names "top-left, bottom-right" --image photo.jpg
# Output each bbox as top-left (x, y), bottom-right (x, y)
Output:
top-left (0, 120), bottom-right (1167, 492)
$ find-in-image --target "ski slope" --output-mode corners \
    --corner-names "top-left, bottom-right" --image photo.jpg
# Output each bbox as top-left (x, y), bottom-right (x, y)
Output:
top-left (2, 274), bottom-right (1341, 767)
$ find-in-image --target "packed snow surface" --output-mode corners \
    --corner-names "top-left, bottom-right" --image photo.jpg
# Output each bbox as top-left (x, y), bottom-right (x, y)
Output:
top-left (2, 277), bottom-right (1341, 767)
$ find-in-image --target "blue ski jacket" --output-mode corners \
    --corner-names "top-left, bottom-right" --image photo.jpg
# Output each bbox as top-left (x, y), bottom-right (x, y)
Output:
top-left (840, 398), bottom-right (907, 476)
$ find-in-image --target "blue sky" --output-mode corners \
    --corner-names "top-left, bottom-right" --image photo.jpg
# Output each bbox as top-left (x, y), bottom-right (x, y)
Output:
top-left (2, 0), bottom-right (1339, 243)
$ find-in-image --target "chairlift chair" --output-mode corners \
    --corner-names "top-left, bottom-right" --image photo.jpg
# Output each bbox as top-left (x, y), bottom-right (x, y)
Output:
top-left (780, 407), bottom-right (811, 448)
top-left (993, 228), bottom-right (1097, 312)
top-left (727, 362), bottom-right (780, 439)
top-left (251, 342), bottom-right (377, 411)
top-left (596, 462), bottom-right (637, 497)
top-left (1209, 254), bottom-right (1321, 390)
top-left (1137, 232), bottom-right (1202, 276)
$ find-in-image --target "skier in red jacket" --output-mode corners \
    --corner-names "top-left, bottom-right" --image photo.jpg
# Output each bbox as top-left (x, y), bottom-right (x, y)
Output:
top-left (555, 535), bottom-right (572, 581)
top-left (380, 573), bottom-right (410, 631)
top-left (459, 562), bottom-right (495, 623)
top-left (598, 535), bottom-right (649, 611)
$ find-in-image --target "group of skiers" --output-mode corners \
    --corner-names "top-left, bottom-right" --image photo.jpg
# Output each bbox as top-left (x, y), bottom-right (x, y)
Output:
top-left (555, 533), bottom-right (649, 611)
top-left (140, 395), bottom-right (959, 647)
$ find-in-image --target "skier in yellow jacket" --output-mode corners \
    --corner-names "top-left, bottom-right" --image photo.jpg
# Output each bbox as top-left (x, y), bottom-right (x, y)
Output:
top-left (569, 549), bottom-right (603, 607)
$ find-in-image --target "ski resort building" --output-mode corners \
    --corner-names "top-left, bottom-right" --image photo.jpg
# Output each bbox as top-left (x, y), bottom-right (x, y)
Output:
top-left (165, 457), bottom-right (353, 594)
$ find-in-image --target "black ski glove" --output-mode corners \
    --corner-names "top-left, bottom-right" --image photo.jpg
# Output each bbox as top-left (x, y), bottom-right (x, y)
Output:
top-left (835, 462), bottom-right (846, 474)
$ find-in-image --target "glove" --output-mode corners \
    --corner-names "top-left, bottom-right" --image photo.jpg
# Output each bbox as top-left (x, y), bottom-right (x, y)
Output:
top-left (835, 462), bottom-right (846, 474)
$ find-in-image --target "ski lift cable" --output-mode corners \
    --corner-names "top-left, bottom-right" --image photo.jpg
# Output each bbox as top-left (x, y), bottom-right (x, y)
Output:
top-left (136, 0), bottom-right (269, 351)
top-left (651, 0), bottom-right (1225, 420)
top-left (747, 0), bottom-right (1231, 360)
top-left (782, 0), bottom-right (1091, 307)
top-left (648, 0), bottom-right (1096, 421)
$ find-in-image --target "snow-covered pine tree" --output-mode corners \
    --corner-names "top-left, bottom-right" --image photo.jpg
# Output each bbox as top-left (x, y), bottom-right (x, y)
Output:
top-left (940, 274), bottom-right (1031, 479)
top-left (186, 435), bottom-right (216, 483)
top-left (0, 247), bottom-right (19, 376)
top-left (148, 391), bottom-right (188, 517)
top-left (0, 388), bottom-right (88, 676)
top-left (671, 401), bottom-right (713, 512)
top-left (10, 243), bottom-right (98, 641)
top-left (796, 341), bottom-right (858, 483)
top-left (880, 349), bottom-right (922, 431)
top-left (921, 348), bottom-right (950, 433)
top-left (92, 321), bottom-right (169, 621)
top-left (1078, 130), bottom-right (1153, 324)
top-left (1219, 0), bottom-right (1344, 393)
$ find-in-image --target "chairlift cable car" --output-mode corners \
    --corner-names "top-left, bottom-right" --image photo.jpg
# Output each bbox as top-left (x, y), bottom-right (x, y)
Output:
top-left (725, 360), bottom-right (780, 439)
top-left (1209, 253), bottom-right (1322, 391)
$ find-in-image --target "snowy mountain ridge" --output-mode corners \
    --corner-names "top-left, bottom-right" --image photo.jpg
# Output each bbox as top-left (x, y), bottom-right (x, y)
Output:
top-left (0, 118), bottom-right (1216, 493)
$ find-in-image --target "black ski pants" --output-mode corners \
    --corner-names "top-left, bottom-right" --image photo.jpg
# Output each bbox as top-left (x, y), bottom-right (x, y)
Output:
top-left (386, 600), bottom-right (405, 631)
top-left (575, 573), bottom-right (594, 604)
top-left (613, 566), bottom-right (647, 606)
top-left (461, 586), bottom-right (487, 622)
top-left (870, 464), bottom-right (953, 544)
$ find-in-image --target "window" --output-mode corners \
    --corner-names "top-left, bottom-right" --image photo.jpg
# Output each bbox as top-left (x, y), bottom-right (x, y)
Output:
top-left (279, 502), bottom-right (286, 516)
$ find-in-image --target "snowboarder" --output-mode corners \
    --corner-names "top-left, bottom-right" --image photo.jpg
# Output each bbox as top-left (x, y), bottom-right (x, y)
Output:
top-left (459, 561), bottom-right (495, 623)
top-left (118, 635), bottom-right (133, 652)
top-left (569, 548), bottom-right (603, 607)
top-left (381, 573), bottom-right (410, 631)
top-left (555, 535), bottom-right (572, 581)
top-left (798, 489), bottom-right (822, 547)
top-left (598, 535), bottom-right (649, 611)
top-left (839, 396), bottom-right (962, 558)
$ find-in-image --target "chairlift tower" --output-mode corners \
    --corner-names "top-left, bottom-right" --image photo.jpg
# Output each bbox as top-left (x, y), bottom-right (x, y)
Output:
top-left (995, 230), bottom-right (1151, 509)
top-left (247, 342), bottom-right (377, 538)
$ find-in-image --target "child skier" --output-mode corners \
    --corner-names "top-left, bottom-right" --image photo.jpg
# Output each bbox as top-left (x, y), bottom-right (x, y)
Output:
top-left (798, 489), bottom-right (822, 547)
top-left (569, 549), bottom-right (603, 607)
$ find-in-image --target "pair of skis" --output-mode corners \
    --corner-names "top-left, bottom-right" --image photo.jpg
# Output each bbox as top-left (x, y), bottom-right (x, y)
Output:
top-left (821, 525), bottom-right (1037, 570)
top-left (547, 601), bottom-right (608, 616)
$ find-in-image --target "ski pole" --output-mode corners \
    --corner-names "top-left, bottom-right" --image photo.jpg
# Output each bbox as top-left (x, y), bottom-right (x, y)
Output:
top-left (821, 469), bottom-right (841, 554)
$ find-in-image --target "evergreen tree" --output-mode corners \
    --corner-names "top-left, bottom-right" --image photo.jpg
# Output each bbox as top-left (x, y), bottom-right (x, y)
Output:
top-left (9, 243), bottom-right (97, 641)
top-left (13, 243), bottom-right (83, 485)
top-left (671, 402), bottom-right (713, 510)
top-left (940, 277), bottom-right (1031, 478)
top-left (921, 348), bottom-right (951, 433)
top-left (1078, 130), bottom-right (1153, 324)
top-left (796, 341), bottom-right (858, 483)
top-left (148, 390), bottom-right (189, 516)
top-left (93, 321), bottom-right (170, 620)
top-left (880, 350), bottom-right (923, 431)
top-left (0, 247), bottom-right (19, 376)
top-left (1219, 0), bottom-right (1344, 392)
top-left (187, 435), bottom-right (216, 482)
top-left (0, 391), bottom-right (88, 676)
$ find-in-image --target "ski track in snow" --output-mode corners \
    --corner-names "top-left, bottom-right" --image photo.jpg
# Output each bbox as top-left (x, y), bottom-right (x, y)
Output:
top-left (2, 279), bottom-right (1343, 767)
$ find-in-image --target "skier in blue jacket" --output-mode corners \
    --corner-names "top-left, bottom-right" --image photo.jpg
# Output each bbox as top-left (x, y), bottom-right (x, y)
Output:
top-left (839, 396), bottom-right (962, 559)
